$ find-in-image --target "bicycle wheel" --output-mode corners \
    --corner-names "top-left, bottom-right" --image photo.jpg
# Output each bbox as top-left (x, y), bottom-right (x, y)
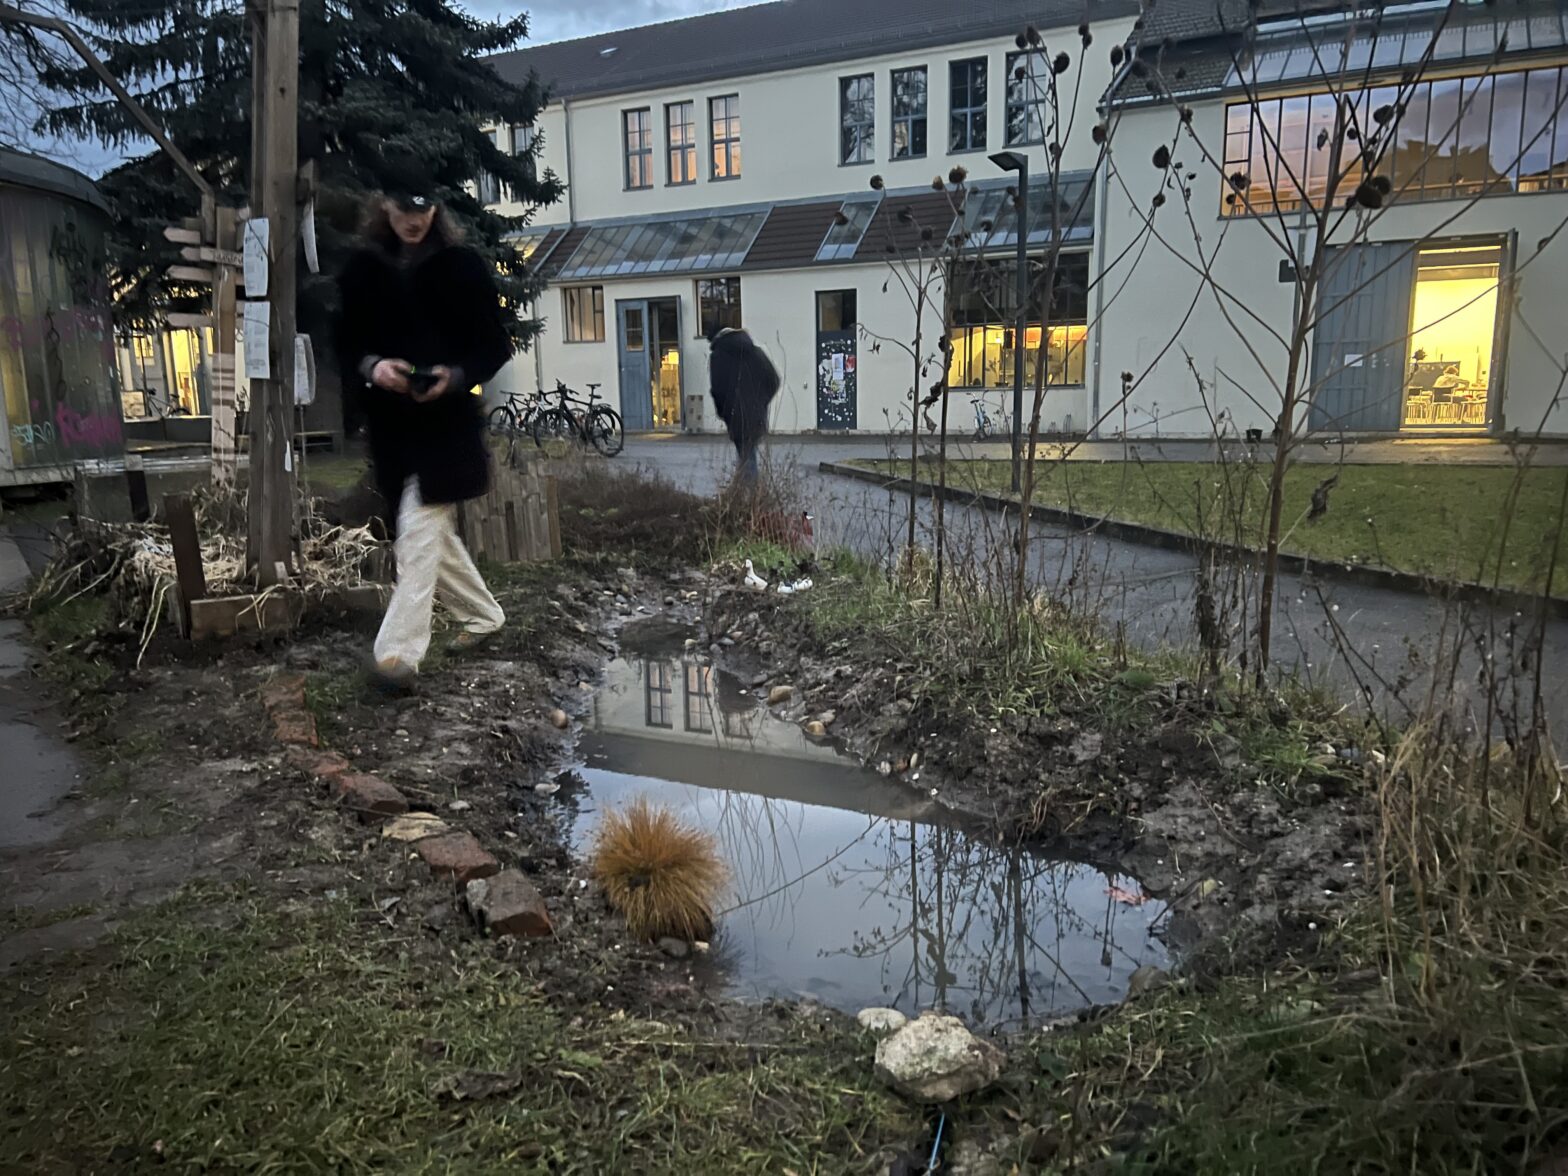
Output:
top-left (486, 404), bottom-right (517, 436)
top-left (531, 406), bottom-right (576, 447)
top-left (586, 406), bottom-right (624, 457)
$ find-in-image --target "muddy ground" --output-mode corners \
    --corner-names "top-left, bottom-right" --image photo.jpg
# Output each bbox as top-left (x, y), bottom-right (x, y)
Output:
top-left (1, 468), bottom-right (1388, 1171)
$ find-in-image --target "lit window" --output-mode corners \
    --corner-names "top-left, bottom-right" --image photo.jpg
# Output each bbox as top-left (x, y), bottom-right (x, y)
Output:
top-left (950, 58), bottom-right (988, 152)
top-left (666, 101), bottom-right (697, 185)
top-left (1005, 50), bottom-right (1048, 146)
top-left (840, 75), bottom-right (875, 164)
top-left (623, 108), bottom-right (653, 191)
top-left (946, 254), bottom-right (1090, 388)
top-left (1222, 64), bottom-right (1568, 217)
top-left (710, 94), bottom-right (741, 180)
top-left (696, 276), bottom-right (741, 337)
top-left (892, 66), bottom-right (928, 159)
top-left (563, 286), bottom-right (605, 343)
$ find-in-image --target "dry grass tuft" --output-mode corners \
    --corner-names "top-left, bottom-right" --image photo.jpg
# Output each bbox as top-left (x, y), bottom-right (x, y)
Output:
top-left (590, 798), bottom-right (726, 941)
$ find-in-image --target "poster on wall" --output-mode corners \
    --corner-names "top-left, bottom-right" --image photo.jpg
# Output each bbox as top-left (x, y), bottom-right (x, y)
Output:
top-left (816, 333), bottom-right (857, 430)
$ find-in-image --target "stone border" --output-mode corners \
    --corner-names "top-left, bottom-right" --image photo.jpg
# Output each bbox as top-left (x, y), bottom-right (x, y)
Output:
top-left (259, 673), bottom-right (552, 938)
top-left (820, 460), bottom-right (1568, 620)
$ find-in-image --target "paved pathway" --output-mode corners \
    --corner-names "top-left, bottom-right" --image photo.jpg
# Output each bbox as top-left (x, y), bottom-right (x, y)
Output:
top-left (619, 434), bottom-right (1568, 737)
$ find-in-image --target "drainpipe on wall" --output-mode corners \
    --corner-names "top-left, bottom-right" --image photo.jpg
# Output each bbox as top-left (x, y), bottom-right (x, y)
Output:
top-left (1090, 160), bottom-right (1111, 438)
top-left (536, 96), bottom-right (578, 396)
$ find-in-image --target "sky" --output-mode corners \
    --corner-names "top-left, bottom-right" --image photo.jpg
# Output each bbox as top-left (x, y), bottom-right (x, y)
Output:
top-left (468, 0), bottom-right (757, 45)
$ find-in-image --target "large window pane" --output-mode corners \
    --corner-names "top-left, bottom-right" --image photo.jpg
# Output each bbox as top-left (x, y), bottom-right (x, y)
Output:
top-left (950, 58), bottom-right (987, 152)
top-left (1486, 72), bottom-right (1525, 192)
top-left (1424, 78), bottom-right (1463, 198)
top-left (666, 101), bottom-right (697, 185)
top-left (1390, 81), bottom-right (1433, 194)
top-left (1453, 76), bottom-right (1495, 197)
top-left (892, 66), bottom-right (928, 159)
top-left (1006, 50), bottom-right (1048, 146)
top-left (840, 75), bottom-right (875, 165)
top-left (1518, 67), bottom-right (1558, 190)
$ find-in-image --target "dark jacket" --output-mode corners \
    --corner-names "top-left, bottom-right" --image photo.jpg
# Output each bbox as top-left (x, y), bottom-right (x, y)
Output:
top-left (336, 241), bottom-right (512, 515)
top-left (708, 328), bottom-right (779, 443)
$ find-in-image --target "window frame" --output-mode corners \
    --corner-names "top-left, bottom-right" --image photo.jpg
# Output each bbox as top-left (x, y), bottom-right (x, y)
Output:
top-left (949, 57), bottom-right (989, 153)
top-left (695, 275), bottom-right (742, 339)
top-left (563, 286), bottom-right (606, 344)
top-left (623, 107), bottom-right (654, 192)
top-left (709, 94), bottom-right (742, 181)
top-left (1221, 63), bottom-right (1568, 218)
top-left (477, 128), bottom-right (501, 206)
top-left (891, 65), bottom-right (928, 160)
top-left (840, 73), bottom-right (876, 165)
top-left (1005, 49), bottom-right (1049, 147)
top-left (946, 252), bottom-right (1091, 389)
top-left (665, 100), bottom-right (698, 186)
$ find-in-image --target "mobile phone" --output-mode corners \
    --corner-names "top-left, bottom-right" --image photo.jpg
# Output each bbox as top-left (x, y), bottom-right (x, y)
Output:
top-left (406, 366), bottom-right (441, 390)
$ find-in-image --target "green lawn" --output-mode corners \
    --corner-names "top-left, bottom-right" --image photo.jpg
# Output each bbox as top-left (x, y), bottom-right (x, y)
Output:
top-left (853, 457), bottom-right (1568, 596)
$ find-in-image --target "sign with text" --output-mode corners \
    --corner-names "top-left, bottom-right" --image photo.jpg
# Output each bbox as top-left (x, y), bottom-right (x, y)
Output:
top-left (242, 217), bottom-right (270, 297)
top-left (242, 300), bottom-right (271, 380)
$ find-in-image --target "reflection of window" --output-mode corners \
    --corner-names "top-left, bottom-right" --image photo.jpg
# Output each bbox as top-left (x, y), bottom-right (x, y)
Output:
top-left (508, 123), bottom-right (537, 200)
top-left (1005, 50), bottom-right (1048, 146)
top-left (840, 75), bottom-right (874, 165)
top-left (563, 287), bottom-right (605, 342)
top-left (623, 108), bottom-right (653, 191)
top-left (644, 660), bottom-right (673, 728)
top-left (710, 95), bottom-right (741, 180)
top-left (946, 253), bottom-right (1090, 388)
top-left (817, 289), bottom-right (857, 332)
top-left (683, 662), bottom-right (713, 733)
top-left (950, 58), bottom-right (988, 152)
top-left (696, 276), bottom-right (741, 337)
top-left (1223, 64), bottom-right (1568, 216)
top-left (666, 101), bottom-right (697, 185)
top-left (892, 67), bottom-right (927, 159)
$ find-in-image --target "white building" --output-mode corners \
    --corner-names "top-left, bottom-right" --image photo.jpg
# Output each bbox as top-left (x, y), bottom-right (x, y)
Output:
top-left (485, 0), bottom-right (1568, 441)
top-left (1100, 0), bottom-right (1568, 440)
top-left (485, 0), bottom-right (1139, 436)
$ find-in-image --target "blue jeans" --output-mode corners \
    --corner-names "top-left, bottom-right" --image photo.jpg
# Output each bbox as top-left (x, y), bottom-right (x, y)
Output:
top-left (734, 433), bottom-right (760, 485)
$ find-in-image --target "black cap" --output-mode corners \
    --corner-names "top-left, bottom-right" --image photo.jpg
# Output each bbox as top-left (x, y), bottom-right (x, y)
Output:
top-left (381, 148), bottom-right (438, 212)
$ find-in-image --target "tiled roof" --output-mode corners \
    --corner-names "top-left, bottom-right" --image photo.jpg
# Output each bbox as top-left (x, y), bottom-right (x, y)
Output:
top-left (855, 189), bottom-right (963, 262)
top-left (490, 0), bottom-right (1141, 104)
top-left (742, 201), bottom-right (844, 270)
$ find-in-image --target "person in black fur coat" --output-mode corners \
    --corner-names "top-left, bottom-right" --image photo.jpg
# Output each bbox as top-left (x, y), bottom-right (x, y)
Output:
top-left (336, 176), bottom-right (513, 690)
top-left (706, 324), bottom-right (779, 486)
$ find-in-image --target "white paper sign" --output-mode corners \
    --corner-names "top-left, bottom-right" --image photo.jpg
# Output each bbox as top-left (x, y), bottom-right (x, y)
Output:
top-left (242, 300), bottom-right (271, 380)
top-left (302, 200), bottom-right (319, 275)
top-left (293, 334), bottom-right (316, 406)
top-left (243, 217), bottom-right (270, 297)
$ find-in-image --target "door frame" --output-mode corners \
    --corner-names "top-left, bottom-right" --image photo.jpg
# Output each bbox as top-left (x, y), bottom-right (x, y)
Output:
top-left (647, 295), bottom-right (684, 432)
top-left (615, 299), bottom-right (652, 432)
top-left (814, 288), bottom-right (858, 431)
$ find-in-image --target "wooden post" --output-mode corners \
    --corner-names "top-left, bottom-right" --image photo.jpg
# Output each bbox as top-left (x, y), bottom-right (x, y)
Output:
top-left (164, 494), bottom-right (208, 630)
top-left (246, 0), bottom-right (300, 586)
top-left (210, 206), bottom-right (240, 487)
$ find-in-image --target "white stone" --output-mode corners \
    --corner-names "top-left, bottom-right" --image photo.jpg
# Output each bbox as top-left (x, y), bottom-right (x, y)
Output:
top-left (873, 1012), bottom-right (1005, 1103)
top-left (856, 1007), bottom-right (908, 1036)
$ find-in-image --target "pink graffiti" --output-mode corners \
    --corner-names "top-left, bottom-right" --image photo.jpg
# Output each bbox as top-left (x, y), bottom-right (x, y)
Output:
top-left (54, 403), bottom-right (122, 451)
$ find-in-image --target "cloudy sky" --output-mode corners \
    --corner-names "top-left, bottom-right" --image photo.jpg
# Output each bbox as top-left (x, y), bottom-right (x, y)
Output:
top-left (470, 0), bottom-right (758, 44)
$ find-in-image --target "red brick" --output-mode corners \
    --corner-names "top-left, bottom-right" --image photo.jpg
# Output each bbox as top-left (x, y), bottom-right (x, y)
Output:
top-left (465, 870), bottom-right (553, 938)
top-left (416, 832), bottom-right (500, 886)
top-left (285, 746), bottom-right (353, 781)
top-left (273, 710), bottom-right (319, 747)
top-left (260, 674), bottom-right (308, 713)
top-left (334, 772), bottom-right (409, 820)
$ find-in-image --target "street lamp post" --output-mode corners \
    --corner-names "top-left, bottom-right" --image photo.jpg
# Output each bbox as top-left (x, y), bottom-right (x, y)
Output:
top-left (989, 152), bottom-right (1029, 494)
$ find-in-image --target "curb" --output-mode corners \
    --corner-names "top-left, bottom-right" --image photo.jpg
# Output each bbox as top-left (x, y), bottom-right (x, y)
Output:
top-left (819, 460), bottom-right (1568, 620)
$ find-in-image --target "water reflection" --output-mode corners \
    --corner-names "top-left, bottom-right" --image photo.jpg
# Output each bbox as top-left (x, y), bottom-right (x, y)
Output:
top-left (577, 650), bottom-right (1168, 1027)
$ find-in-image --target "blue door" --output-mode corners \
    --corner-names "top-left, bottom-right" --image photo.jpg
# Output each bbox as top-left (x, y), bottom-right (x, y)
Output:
top-left (1308, 242), bottom-right (1416, 434)
top-left (617, 300), bottom-right (653, 431)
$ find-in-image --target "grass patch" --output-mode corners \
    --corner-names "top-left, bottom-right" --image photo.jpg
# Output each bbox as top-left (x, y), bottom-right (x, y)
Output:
top-left (853, 458), bottom-right (1568, 596)
top-left (1, 889), bottom-right (918, 1172)
top-left (299, 453), bottom-right (370, 495)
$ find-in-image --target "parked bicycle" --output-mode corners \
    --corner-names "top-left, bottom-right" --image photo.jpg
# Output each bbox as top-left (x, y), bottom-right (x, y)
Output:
top-left (531, 380), bottom-right (624, 457)
top-left (486, 389), bottom-right (543, 439)
top-left (971, 396), bottom-right (1009, 442)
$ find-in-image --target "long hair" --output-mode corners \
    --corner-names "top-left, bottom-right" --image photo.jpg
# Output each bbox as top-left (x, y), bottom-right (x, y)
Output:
top-left (359, 196), bottom-right (466, 252)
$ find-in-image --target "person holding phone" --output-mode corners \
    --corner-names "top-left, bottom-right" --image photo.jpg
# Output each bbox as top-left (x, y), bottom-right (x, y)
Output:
top-left (336, 158), bottom-right (514, 691)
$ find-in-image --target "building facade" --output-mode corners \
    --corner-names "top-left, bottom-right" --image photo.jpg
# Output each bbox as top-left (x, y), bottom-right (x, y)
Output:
top-left (1100, 0), bottom-right (1568, 440)
top-left (485, 0), bottom-right (1139, 437)
top-left (485, 0), bottom-right (1568, 441)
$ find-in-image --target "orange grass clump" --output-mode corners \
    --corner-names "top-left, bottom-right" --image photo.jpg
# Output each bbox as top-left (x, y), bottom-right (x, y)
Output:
top-left (590, 798), bottom-right (726, 941)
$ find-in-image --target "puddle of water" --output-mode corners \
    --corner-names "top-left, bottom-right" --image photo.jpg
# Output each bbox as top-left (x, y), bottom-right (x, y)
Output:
top-left (574, 632), bottom-right (1169, 1028)
top-left (0, 620), bottom-right (78, 850)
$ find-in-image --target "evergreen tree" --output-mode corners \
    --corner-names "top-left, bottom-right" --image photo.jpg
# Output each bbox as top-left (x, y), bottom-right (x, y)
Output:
top-left (36, 0), bottom-right (562, 356)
